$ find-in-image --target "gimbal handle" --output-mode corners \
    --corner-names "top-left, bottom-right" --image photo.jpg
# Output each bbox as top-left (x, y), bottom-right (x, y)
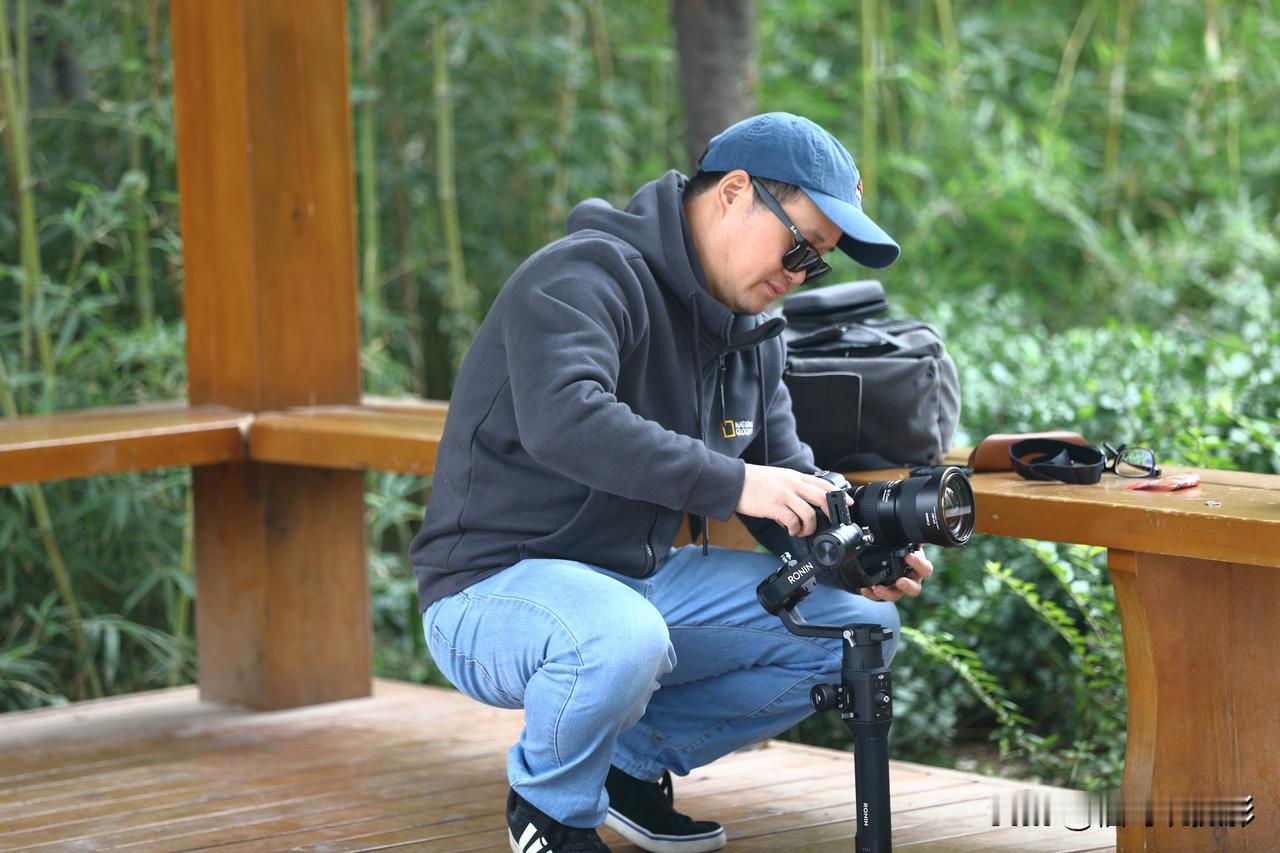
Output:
top-left (774, 602), bottom-right (895, 853)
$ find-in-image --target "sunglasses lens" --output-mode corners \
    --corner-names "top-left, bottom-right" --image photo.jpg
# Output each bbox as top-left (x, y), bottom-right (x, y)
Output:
top-left (781, 242), bottom-right (831, 282)
top-left (782, 242), bottom-right (821, 272)
top-left (1116, 447), bottom-right (1158, 477)
top-left (803, 260), bottom-right (832, 282)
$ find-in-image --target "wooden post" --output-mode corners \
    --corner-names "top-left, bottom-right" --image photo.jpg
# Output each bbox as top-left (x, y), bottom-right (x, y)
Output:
top-left (1110, 550), bottom-right (1278, 851)
top-left (171, 0), bottom-right (370, 709)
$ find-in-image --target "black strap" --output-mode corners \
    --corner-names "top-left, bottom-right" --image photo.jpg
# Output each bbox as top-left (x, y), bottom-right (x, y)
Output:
top-left (1009, 439), bottom-right (1105, 484)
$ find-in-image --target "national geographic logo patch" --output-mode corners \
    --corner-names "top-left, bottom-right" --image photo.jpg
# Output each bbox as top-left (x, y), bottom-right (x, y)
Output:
top-left (722, 419), bottom-right (755, 439)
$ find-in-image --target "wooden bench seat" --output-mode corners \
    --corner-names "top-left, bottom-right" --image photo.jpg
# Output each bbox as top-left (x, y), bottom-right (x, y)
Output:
top-left (248, 398), bottom-right (447, 476)
top-left (0, 403), bottom-right (249, 487)
top-left (853, 457), bottom-right (1280, 568)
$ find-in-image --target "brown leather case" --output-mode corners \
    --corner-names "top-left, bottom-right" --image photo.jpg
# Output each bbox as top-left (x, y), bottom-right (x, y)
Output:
top-left (967, 431), bottom-right (1090, 471)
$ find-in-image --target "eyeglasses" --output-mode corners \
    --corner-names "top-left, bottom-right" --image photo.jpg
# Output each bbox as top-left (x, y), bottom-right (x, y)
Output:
top-left (1102, 442), bottom-right (1162, 478)
top-left (750, 178), bottom-right (832, 283)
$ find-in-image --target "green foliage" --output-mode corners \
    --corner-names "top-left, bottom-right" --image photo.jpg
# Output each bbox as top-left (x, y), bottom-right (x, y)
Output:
top-left (2, 0), bottom-right (1276, 795)
top-left (365, 470), bottom-right (448, 688)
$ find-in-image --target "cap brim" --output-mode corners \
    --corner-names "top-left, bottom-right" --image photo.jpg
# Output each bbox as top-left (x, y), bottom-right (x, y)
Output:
top-left (806, 189), bottom-right (900, 269)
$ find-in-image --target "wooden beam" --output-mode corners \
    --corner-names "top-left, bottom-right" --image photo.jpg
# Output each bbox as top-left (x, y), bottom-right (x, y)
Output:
top-left (172, 0), bottom-right (370, 710)
top-left (249, 400), bottom-right (447, 476)
top-left (0, 404), bottom-right (247, 487)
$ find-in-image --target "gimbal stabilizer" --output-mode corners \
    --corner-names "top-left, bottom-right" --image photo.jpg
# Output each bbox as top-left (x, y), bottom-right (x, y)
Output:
top-left (754, 466), bottom-right (975, 851)
top-left (757, 538), bottom-right (896, 853)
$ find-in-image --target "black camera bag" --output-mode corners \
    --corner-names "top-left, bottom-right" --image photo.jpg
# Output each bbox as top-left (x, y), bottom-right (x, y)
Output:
top-left (781, 280), bottom-right (960, 471)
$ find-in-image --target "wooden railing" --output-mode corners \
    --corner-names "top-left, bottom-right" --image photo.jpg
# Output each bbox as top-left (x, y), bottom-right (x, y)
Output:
top-left (0, 403), bottom-right (248, 488)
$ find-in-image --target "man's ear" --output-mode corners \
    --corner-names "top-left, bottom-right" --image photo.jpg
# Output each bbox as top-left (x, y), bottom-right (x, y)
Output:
top-left (717, 169), bottom-right (753, 214)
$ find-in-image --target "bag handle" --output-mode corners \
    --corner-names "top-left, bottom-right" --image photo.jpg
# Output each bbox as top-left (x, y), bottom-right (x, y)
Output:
top-left (788, 321), bottom-right (912, 353)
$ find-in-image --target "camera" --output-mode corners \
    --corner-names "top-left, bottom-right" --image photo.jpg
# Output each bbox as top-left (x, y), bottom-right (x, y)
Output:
top-left (814, 466), bottom-right (975, 589)
top-left (758, 466), bottom-right (975, 614)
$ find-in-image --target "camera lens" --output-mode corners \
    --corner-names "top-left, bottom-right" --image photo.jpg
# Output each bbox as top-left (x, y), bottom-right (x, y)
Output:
top-left (850, 466), bottom-right (975, 548)
top-left (940, 473), bottom-right (975, 542)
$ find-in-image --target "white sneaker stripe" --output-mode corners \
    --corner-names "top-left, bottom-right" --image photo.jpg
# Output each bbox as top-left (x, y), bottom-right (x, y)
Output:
top-left (517, 823), bottom-right (539, 851)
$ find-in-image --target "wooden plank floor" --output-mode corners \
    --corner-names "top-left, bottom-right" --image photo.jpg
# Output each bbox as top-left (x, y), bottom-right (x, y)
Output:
top-left (0, 680), bottom-right (1114, 851)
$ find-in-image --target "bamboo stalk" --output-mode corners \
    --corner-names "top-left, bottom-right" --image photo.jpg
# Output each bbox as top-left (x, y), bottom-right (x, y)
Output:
top-left (380, 1), bottom-right (419, 394)
top-left (28, 485), bottom-right (100, 697)
top-left (358, 0), bottom-right (381, 309)
top-left (585, 0), bottom-right (626, 200)
top-left (124, 0), bottom-right (154, 328)
top-left (15, 0), bottom-right (27, 117)
top-left (170, 485), bottom-right (194, 686)
top-left (0, 0), bottom-right (40, 382)
top-left (433, 14), bottom-right (475, 380)
top-left (2, 1), bottom-right (54, 411)
top-left (1205, 0), bottom-right (1241, 189)
top-left (397, 4), bottom-right (447, 399)
top-left (651, 56), bottom-right (667, 166)
top-left (547, 3), bottom-right (585, 239)
top-left (1225, 71), bottom-right (1240, 188)
top-left (880, 0), bottom-right (900, 152)
top-left (1103, 0), bottom-right (1135, 199)
top-left (0, 355), bottom-right (100, 698)
top-left (934, 0), bottom-right (960, 107)
top-left (0, 87), bottom-right (17, 213)
top-left (860, 0), bottom-right (878, 208)
top-left (1046, 0), bottom-right (1100, 132)
top-left (147, 0), bottom-right (162, 104)
top-left (0, 2), bottom-right (98, 698)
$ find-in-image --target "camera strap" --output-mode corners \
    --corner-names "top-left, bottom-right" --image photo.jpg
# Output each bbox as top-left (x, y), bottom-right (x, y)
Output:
top-left (1009, 438), bottom-right (1105, 484)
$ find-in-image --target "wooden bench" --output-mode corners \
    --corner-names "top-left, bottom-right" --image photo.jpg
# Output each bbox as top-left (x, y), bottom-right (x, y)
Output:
top-left (249, 398), bottom-right (448, 475)
top-left (0, 403), bottom-right (248, 488)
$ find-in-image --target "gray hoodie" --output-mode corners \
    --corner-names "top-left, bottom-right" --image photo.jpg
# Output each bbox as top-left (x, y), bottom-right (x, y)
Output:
top-left (410, 171), bottom-right (815, 611)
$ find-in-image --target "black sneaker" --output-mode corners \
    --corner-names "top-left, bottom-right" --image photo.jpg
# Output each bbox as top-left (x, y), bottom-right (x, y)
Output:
top-left (603, 766), bottom-right (726, 853)
top-left (507, 788), bottom-right (612, 853)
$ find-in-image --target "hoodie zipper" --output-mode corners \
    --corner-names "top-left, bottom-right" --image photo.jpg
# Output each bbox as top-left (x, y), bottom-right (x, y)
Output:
top-left (643, 506), bottom-right (657, 571)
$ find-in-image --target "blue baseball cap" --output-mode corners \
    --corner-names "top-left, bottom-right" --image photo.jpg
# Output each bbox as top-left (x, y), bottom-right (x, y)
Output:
top-left (698, 112), bottom-right (900, 268)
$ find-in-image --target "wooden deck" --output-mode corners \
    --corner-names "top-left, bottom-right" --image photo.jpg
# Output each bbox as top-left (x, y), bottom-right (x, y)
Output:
top-left (0, 680), bottom-right (1113, 851)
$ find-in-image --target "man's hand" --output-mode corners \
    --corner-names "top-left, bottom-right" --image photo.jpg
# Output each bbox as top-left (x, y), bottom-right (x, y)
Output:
top-left (736, 464), bottom-right (841, 537)
top-left (861, 548), bottom-right (934, 602)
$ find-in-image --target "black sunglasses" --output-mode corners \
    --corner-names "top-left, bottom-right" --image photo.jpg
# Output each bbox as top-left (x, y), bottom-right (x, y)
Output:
top-left (1102, 442), bottom-right (1162, 478)
top-left (750, 178), bottom-right (832, 283)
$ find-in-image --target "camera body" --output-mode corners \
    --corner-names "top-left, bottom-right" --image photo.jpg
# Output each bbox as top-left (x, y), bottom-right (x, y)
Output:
top-left (757, 466), bottom-right (975, 615)
top-left (845, 542), bottom-right (921, 590)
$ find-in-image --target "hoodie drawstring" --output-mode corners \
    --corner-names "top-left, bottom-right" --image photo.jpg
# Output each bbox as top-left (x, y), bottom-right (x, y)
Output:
top-left (756, 346), bottom-right (769, 466)
top-left (689, 292), bottom-right (711, 555)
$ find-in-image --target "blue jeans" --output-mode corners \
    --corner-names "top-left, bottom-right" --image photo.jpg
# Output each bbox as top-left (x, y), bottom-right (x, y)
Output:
top-left (423, 545), bottom-right (899, 828)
